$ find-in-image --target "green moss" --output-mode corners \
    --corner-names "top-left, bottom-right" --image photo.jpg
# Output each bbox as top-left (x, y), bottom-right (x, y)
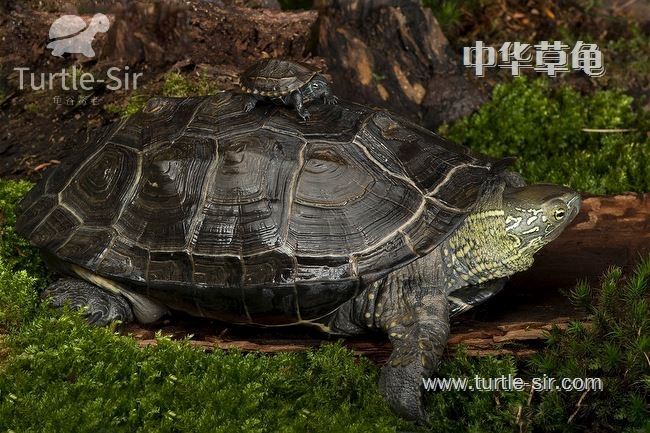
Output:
top-left (0, 262), bottom-right (38, 331)
top-left (23, 102), bottom-right (41, 114)
top-left (106, 72), bottom-right (220, 118)
top-left (440, 77), bottom-right (650, 194)
top-left (0, 180), bottom-right (46, 281)
top-left (529, 259), bottom-right (650, 432)
top-left (0, 316), bottom-right (407, 433)
top-left (105, 94), bottom-right (149, 118)
top-left (161, 72), bottom-right (219, 98)
top-left (426, 353), bottom-right (526, 432)
top-left (600, 25), bottom-right (650, 92)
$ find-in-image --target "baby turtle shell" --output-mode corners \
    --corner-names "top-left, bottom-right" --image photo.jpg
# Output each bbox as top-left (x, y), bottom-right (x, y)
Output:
top-left (240, 59), bottom-right (319, 97)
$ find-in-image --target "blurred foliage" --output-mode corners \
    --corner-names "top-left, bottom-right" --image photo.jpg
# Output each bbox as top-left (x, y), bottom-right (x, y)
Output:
top-left (421, 0), bottom-right (483, 33)
top-left (441, 77), bottom-right (650, 194)
top-left (599, 25), bottom-right (650, 92)
top-left (160, 72), bottom-right (219, 98)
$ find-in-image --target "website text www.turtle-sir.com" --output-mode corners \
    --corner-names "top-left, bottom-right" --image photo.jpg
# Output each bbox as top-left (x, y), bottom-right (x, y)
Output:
top-left (423, 374), bottom-right (603, 392)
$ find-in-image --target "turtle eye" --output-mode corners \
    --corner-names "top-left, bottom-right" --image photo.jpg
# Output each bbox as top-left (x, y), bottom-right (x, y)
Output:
top-left (553, 208), bottom-right (566, 221)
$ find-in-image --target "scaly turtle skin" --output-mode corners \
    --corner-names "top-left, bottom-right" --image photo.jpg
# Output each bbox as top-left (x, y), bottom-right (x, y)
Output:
top-left (240, 59), bottom-right (338, 120)
top-left (15, 93), bottom-right (580, 424)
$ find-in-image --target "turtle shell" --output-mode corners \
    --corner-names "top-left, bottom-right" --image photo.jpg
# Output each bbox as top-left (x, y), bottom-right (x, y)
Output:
top-left (16, 93), bottom-right (503, 325)
top-left (49, 15), bottom-right (87, 40)
top-left (240, 59), bottom-right (319, 97)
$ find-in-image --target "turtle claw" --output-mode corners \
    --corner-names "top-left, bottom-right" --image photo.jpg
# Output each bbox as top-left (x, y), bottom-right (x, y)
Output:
top-left (324, 95), bottom-right (339, 105)
top-left (42, 278), bottom-right (134, 326)
top-left (298, 109), bottom-right (311, 121)
top-left (242, 96), bottom-right (258, 113)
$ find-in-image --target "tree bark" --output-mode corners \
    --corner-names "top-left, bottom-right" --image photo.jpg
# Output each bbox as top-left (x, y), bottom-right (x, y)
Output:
top-left (312, 0), bottom-right (486, 129)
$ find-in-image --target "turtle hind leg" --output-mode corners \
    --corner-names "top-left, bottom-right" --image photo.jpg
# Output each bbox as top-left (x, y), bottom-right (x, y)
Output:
top-left (42, 278), bottom-right (134, 326)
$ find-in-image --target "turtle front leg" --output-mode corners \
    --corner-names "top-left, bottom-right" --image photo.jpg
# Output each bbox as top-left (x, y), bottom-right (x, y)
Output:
top-left (378, 289), bottom-right (449, 424)
top-left (242, 94), bottom-right (262, 113)
top-left (42, 278), bottom-right (134, 326)
top-left (290, 91), bottom-right (310, 120)
top-left (327, 278), bottom-right (449, 424)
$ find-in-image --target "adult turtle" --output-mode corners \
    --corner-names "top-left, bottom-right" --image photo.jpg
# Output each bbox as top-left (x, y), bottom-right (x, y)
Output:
top-left (239, 59), bottom-right (338, 120)
top-left (16, 93), bottom-right (580, 423)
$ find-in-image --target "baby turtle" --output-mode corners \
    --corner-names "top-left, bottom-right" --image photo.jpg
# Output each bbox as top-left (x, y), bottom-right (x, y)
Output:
top-left (47, 13), bottom-right (110, 58)
top-left (240, 59), bottom-right (338, 120)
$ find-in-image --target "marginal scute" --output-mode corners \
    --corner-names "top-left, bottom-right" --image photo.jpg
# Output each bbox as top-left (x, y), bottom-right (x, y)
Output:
top-left (57, 226), bottom-right (114, 271)
top-left (29, 206), bottom-right (81, 251)
top-left (243, 250), bottom-right (295, 286)
top-left (148, 251), bottom-right (193, 284)
top-left (243, 283), bottom-right (299, 324)
top-left (295, 278), bottom-right (359, 320)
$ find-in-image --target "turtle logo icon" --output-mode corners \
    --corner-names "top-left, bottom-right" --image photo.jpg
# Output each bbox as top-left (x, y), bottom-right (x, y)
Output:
top-left (47, 14), bottom-right (110, 58)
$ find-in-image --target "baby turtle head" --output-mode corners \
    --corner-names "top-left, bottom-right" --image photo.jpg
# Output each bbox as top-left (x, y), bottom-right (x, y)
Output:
top-left (301, 74), bottom-right (334, 103)
top-left (503, 184), bottom-right (581, 254)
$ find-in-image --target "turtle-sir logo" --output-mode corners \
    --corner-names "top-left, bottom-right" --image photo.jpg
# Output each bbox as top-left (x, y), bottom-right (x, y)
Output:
top-left (47, 13), bottom-right (110, 58)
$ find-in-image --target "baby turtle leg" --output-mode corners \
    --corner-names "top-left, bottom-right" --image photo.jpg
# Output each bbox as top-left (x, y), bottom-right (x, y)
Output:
top-left (290, 91), bottom-right (310, 120)
top-left (322, 90), bottom-right (338, 105)
top-left (42, 278), bottom-right (134, 326)
top-left (242, 94), bottom-right (263, 113)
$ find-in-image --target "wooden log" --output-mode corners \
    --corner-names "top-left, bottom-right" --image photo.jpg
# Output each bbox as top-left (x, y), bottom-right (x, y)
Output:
top-left (511, 193), bottom-right (650, 290)
top-left (123, 194), bottom-right (650, 364)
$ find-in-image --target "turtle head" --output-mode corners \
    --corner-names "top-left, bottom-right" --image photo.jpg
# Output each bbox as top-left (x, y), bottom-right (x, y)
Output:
top-left (302, 75), bottom-right (333, 103)
top-left (502, 184), bottom-right (581, 254)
